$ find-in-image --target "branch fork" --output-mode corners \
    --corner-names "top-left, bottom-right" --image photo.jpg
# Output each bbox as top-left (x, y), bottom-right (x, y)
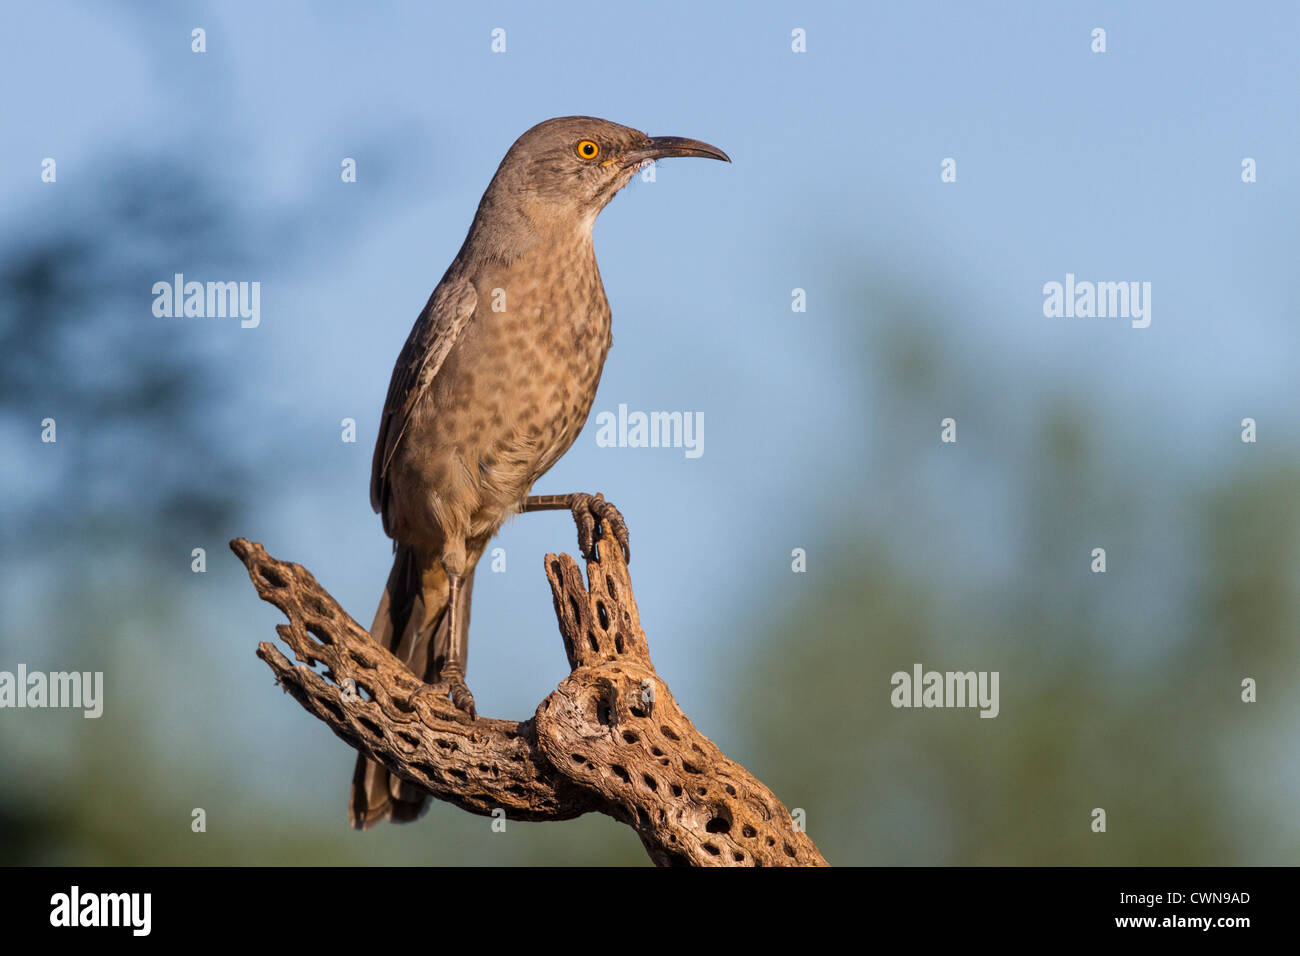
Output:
top-left (231, 530), bottom-right (827, 866)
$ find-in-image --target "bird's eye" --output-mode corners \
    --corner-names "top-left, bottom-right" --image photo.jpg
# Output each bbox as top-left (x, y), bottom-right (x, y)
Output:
top-left (576, 140), bottom-right (600, 160)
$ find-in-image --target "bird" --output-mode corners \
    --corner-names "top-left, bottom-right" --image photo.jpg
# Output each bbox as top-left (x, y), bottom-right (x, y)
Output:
top-left (350, 116), bottom-right (729, 828)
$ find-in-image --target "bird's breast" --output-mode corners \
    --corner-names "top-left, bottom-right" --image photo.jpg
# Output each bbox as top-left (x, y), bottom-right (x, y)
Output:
top-left (400, 245), bottom-right (611, 521)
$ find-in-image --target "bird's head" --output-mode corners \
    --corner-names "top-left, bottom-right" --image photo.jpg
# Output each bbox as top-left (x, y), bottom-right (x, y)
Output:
top-left (491, 116), bottom-right (730, 224)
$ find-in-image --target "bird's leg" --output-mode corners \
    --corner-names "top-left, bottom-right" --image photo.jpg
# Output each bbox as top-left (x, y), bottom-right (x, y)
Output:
top-left (408, 546), bottom-right (477, 719)
top-left (439, 567), bottom-right (476, 719)
top-left (521, 492), bottom-right (630, 563)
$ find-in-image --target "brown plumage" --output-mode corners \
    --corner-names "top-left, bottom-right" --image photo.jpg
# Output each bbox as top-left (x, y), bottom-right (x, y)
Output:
top-left (351, 116), bottom-right (728, 829)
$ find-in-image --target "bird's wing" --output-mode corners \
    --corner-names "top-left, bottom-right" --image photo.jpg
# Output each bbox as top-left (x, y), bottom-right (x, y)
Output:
top-left (370, 276), bottom-right (478, 517)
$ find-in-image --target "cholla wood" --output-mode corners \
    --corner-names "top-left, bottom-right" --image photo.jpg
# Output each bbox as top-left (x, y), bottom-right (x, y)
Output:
top-left (230, 532), bottom-right (827, 867)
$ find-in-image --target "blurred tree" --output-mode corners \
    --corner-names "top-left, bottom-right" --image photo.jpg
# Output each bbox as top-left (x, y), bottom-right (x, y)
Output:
top-left (730, 282), bottom-right (1300, 865)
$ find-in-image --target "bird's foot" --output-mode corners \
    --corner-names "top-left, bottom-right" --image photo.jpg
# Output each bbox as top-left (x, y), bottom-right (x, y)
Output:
top-left (569, 492), bottom-right (630, 563)
top-left (407, 663), bottom-right (477, 720)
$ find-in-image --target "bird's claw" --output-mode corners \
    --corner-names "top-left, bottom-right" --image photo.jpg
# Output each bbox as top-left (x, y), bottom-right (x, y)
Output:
top-left (408, 664), bottom-right (477, 720)
top-left (570, 492), bottom-right (630, 563)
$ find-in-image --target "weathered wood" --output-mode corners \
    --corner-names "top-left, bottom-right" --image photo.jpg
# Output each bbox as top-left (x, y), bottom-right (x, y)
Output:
top-left (231, 529), bottom-right (827, 866)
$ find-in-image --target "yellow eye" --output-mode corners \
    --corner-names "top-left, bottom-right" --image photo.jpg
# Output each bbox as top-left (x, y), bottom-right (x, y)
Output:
top-left (576, 140), bottom-right (600, 160)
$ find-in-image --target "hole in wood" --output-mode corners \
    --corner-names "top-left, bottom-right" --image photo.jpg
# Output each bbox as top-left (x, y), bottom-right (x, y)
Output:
top-left (258, 565), bottom-right (287, 588)
top-left (306, 622), bottom-right (334, 646)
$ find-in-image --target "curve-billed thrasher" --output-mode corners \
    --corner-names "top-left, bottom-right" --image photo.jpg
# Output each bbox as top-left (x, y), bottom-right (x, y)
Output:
top-left (350, 116), bottom-right (729, 828)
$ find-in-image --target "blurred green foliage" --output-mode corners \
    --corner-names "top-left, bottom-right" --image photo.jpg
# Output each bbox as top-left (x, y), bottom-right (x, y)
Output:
top-left (732, 285), bottom-right (1300, 865)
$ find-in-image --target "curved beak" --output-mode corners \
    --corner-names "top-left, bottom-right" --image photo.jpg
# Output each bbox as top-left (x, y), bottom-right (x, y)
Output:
top-left (625, 135), bottom-right (731, 164)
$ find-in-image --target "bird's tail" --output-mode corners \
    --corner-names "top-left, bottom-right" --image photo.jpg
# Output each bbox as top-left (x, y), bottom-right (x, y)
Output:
top-left (348, 543), bottom-right (474, 829)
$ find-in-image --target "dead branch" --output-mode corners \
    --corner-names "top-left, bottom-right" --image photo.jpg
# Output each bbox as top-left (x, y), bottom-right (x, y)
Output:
top-left (230, 530), bottom-right (827, 866)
